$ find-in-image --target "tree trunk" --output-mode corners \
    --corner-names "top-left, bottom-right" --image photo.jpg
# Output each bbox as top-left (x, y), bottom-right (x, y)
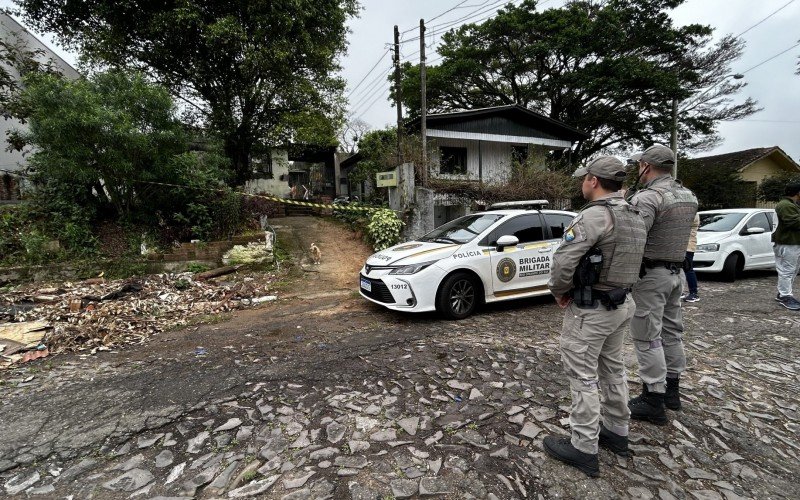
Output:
top-left (224, 135), bottom-right (253, 187)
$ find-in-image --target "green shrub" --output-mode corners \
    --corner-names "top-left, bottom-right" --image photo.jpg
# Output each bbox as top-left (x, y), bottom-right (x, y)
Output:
top-left (186, 262), bottom-right (210, 273)
top-left (366, 208), bottom-right (403, 251)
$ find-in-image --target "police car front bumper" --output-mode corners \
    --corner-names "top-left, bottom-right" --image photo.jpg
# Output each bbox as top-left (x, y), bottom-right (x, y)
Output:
top-left (358, 266), bottom-right (440, 312)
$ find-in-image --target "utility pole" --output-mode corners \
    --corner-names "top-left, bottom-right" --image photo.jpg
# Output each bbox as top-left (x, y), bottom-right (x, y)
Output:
top-left (419, 18), bottom-right (427, 186)
top-left (393, 25), bottom-right (403, 163)
top-left (670, 98), bottom-right (678, 178)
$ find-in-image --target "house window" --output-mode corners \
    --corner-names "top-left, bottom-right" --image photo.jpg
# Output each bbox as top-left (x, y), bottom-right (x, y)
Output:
top-left (511, 145), bottom-right (529, 164)
top-left (439, 146), bottom-right (467, 174)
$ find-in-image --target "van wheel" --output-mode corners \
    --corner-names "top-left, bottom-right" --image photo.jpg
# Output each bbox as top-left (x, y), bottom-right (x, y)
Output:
top-left (721, 253), bottom-right (740, 282)
top-left (437, 272), bottom-right (478, 320)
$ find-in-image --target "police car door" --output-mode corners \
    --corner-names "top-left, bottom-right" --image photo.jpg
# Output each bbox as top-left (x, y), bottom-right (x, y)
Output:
top-left (488, 214), bottom-right (551, 296)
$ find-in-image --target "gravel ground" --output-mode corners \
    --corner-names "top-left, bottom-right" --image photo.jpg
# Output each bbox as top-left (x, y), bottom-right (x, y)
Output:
top-left (0, 218), bottom-right (797, 499)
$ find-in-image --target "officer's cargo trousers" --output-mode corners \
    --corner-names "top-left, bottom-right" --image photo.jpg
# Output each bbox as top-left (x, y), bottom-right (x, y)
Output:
top-left (631, 266), bottom-right (686, 394)
top-left (559, 296), bottom-right (634, 454)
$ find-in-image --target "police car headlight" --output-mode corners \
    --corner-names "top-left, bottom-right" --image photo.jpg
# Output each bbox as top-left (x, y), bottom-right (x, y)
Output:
top-left (389, 260), bottom-right (437, 275)
top-left (696, 243), bottom-right (719, 252)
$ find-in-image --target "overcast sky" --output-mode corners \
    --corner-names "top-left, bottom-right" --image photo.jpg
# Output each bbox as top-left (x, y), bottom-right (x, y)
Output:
top-left (5, 0), bottom-right (799, 160)
top-left (339, 0), bottom-right (800, 160)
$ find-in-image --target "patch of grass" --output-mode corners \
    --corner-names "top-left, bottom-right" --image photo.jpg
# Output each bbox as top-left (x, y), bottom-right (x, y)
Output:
top-left (241, 470), bottom-right (260, 483)
top-left (186, 262), bottom-right (210, 274)
top-left (174, 278), bottom-right (191, 290)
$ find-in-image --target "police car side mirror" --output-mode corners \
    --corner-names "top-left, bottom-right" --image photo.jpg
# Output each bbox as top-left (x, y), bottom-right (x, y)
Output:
top-left (496, 235), bottom-right (519, 251)
top-left (744, 227), bottom-right (765, 235)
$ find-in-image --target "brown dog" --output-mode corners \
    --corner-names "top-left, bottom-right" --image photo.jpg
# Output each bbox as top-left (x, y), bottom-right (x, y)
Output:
top-left (309, 243), bottom-right (322, 264)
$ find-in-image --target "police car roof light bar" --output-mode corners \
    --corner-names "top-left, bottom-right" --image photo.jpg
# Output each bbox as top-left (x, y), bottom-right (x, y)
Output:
top-left (488, 200), bottom-right (550, 210)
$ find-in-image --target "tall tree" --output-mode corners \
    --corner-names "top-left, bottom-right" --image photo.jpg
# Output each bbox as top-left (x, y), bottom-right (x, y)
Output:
top-left (14, 0), bottom-right (358, 185)
top-left (338, 118), bottom-right (372, 154)
top-left (396, 0), bottom-right (757, 162)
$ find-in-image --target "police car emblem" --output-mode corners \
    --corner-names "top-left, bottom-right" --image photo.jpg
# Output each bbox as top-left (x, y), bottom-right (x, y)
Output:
top-left (496, 258), bottom-right (516, 282)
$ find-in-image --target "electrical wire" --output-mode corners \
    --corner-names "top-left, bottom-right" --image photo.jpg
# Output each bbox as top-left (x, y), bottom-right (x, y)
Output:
top-left (400, 0), bottom-right (509, 44)
top-left (399, 0), bottom-right (490, 35)
top-left (735, 0), bottom-right (796, 38)
top-left (347, 48), bottom-right (390, 97)
top-left (354, 87), bottom-right (391, 121)
top-left (349, 77), bottom-right (391, 116)
top-left (348, 71), bottom-right (392, 114)
top-left (349, 64), bottom-right (393, 103)
top-left (740, 41), bottom-right (800, 74)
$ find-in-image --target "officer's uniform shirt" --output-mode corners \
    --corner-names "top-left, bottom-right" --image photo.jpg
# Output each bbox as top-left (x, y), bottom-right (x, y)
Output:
top-left (548, 192), bottom-right (620, 298)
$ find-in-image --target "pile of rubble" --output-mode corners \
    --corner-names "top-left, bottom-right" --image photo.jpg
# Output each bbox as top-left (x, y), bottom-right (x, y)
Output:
top-left (0, 268), bottom-right (279, 369)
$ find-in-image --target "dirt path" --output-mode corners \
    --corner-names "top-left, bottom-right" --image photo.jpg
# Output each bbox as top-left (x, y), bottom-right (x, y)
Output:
top-left (273, 216), bottom-right (373, 297)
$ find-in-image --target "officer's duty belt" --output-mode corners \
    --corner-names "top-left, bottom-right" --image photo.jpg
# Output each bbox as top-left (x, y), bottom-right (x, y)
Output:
top-left (570, 287), bottom-right (630, 310)
top-left (643, 258), bottom-right (683, 271)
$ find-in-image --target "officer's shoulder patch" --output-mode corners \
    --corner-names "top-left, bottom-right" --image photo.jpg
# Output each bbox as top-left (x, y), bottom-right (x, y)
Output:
top-left (562, 217), bottom-right (587, 245)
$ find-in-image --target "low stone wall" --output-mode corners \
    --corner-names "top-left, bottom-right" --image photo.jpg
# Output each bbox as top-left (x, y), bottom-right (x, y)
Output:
top-left (0, 234), bottom-right (273, 286)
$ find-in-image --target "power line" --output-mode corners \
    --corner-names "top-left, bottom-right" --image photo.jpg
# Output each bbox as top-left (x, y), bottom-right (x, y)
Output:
top-left (349, 64), bottom-right (392, 103)
top-left (348, 71), bottom-right (392, 114)
top-left (740, 41), bottom-right (800, 74)
top-left (735, 0), bottom-right (796, 38)
top-left (349, 77), bottom-right (391, 116)
top-left (355, 87), bottom-right (391, 121)
top-left (399, 0), bottom-right (490, 35)
top-left (347, 48), bottom-right (390, 97)
top-left (401, 0), bottom-right (509, 44)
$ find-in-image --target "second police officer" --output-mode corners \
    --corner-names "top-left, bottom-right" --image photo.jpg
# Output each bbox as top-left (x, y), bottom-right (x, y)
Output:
top-left (542, 156), bottom-right (647, 476)
top-left (627, 144), bottom-right (698, 424)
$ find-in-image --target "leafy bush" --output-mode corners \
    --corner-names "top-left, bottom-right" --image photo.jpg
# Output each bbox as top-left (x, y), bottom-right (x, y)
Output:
top-left (0, 200), bottom-right (97, 265)
top-left (366, 209), bottom-right (404, 251)
top-left (758, 173), bottom-right (800, 202)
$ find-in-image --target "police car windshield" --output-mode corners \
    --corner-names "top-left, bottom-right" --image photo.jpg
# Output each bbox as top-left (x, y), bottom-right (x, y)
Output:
top-left (420, 214), bottom-right (504, 244)
top-left (699, 213), bottom-right (746, 232)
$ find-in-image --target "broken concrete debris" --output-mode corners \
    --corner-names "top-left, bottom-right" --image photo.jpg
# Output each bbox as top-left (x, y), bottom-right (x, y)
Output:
top-left (0, 269), bottom-right (278, 368)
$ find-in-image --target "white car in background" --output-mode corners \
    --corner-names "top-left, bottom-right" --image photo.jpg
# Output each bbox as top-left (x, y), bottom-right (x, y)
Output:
top-left (693, 208), bottom-right (777, 281)
top-left (358, 201), bottom-right (577, 319)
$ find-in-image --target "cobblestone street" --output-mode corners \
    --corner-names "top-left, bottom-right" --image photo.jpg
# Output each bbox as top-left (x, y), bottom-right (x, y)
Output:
top-left (1, 269), bottom-right (798, 499)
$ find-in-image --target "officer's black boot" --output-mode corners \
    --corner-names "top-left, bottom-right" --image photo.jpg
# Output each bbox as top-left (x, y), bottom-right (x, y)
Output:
top-left (543, 435), bottom-right (599, 477)
top-left (628, 384), bottom-right (668, 425)
top-left (665, 377), bottom-right (682, 411)
top-left (598, 424), bottom-right (629, 457)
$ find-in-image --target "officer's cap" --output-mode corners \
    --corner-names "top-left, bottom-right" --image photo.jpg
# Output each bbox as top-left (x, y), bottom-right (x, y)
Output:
top-left (573, 156), bottom-right (627, 181)
top-left (630, 144), bottom-right (675, 170)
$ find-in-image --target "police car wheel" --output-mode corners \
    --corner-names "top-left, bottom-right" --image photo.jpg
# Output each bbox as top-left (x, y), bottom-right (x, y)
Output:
top-left (437, 272), bottom-right (478, 320)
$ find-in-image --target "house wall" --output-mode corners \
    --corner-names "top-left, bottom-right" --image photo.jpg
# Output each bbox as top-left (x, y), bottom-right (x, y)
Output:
top-left (244, 149), bottom-right (291, 196)
top-left (430, 139), bottom-right (550, 184)
top-left (0, 13), bottom-right (80, 176)
top-left (741, 156), bottom-right (799, 184)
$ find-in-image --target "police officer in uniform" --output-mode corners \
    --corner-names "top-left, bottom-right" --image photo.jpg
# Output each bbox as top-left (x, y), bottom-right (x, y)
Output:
top-left (627, 144), bottom-right (698, 424)
top-left (543, 156), bottom-right (647, 477)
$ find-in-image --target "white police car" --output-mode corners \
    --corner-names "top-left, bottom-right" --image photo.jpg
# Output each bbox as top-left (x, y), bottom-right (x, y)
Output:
top-left (358, 201), bottom-right (577, 319)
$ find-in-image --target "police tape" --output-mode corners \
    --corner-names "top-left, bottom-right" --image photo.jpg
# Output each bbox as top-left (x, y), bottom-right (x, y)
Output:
top-left (136, 180), bottom-right (384, 212)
